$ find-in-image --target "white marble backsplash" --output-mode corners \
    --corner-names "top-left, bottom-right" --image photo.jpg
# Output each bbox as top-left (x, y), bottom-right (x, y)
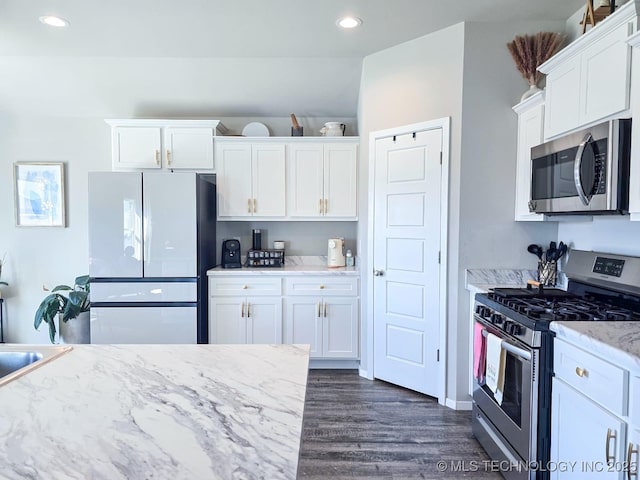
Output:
top-left (285, 255), bottom-right (328, 266)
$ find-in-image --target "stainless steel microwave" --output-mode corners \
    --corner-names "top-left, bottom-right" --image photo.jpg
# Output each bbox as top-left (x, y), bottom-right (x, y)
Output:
top-left (529, 118), bottom-right (631, 215)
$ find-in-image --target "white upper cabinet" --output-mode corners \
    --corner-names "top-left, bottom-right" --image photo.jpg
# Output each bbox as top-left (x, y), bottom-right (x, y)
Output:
top-left (513, 92), bottom-right (546, 222)
top-left (106, 119), bottom-right (226, 171)
top-left (288, 141), bottom-right (358, 219)
top-left (626, 31), bottom-right (640, 220)
top-left (539, 3), bottom-right (636, 139)
top-left (216, 141), bottom-right (286, 218)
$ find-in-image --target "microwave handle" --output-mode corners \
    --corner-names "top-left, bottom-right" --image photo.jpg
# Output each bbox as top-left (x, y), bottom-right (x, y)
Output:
top-left (574, 133), bottom-right (592, 206)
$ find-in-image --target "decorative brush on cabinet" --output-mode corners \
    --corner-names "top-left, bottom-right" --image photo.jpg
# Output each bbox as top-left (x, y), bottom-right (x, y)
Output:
top-left (288, 142), bottom-right (358, 219)
top-left (105, 119), bottom-right (227, 171)
top-left (513, 91), bottom-right (545, 221)
top-left (538, 2), bottom-right (636, 139)
top-left (215, 141), bottom-right (286, 218)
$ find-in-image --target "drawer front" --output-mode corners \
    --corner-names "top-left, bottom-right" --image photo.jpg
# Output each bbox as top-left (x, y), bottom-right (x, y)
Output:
top-left (209, 277), bottom-right (282, 296)
top-left (92, 282), bottom-right (197, 302)
top-left (554, 339), bottom-right (627, 416)
top-left (285, 277), bottom-right (358, 296)
top-left (630, 374), bottom-right (640, 426)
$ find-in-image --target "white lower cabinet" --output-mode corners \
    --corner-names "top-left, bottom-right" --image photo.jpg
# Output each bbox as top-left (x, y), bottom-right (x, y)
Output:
top-left (210, 296), bottom-right (282, 344)
top-left (208, 274), bottom-right (359, 360)
top-left (551, 337), bottom-right (633, 479)
top-left (551, 378), bottom-right (626, 479)
top-left (285, 296), bottom-right (358, 359)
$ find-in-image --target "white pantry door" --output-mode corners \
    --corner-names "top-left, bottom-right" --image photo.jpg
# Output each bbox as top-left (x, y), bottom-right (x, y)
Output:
top-left (373, 128), bottom-right (443, 397)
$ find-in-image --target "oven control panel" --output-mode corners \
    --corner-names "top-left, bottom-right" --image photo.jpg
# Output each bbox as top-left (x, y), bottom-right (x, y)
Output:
top-left (593, 256), bottom-right (625, 277)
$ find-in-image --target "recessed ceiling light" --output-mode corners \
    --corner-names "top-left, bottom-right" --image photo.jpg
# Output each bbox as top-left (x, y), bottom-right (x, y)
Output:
top-left (39, 15), bottom-right (70, 28)
top-left (337, 16), bottom-right (362, 29)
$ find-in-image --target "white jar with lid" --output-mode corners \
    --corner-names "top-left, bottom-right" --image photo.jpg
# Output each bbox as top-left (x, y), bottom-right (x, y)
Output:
top-left (319, 122), bottom-right (346, 136)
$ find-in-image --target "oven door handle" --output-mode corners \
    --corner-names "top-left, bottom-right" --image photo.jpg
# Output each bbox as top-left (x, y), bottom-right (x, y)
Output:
top-left (574, 132), bottom-right (593, 206)
top-left (481, 329), bottom-right (532, 361)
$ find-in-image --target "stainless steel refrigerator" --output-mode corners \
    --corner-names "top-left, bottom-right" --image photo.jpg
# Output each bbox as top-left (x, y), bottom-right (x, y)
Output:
top-left (88, 172), bottom-right (216, 343)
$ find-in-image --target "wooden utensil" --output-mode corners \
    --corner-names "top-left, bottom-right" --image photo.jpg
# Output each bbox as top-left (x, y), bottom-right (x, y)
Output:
top-left (290, 114), bottom-right (300, 129)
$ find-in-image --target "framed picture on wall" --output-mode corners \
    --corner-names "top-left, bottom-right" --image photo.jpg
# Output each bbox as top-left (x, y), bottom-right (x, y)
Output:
top-left (13, 162), bottom-right (66, 227)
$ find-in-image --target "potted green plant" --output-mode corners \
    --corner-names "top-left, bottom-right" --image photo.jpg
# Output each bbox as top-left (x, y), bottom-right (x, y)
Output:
top-left (34, 275), bottom-right (90, 343)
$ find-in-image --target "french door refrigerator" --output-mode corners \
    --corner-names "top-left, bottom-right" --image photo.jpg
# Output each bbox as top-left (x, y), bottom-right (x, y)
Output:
top-left (88, 172), bottom-right (216, 344)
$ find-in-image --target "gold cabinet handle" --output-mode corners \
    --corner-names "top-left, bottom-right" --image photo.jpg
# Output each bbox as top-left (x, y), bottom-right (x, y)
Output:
top-left (319, 285), bottom-right (325, 289)
top-left (247, 302), bottom-right (251, 318)
top-left (248, 198), bottom-right (252, 213)
top-left (324, 199), bottom-right (328, 215)
top-left (317, 302), bottom-right (321, 318)
top-left (155, 149), bottom-right (160, 165)
top-left (606, 428), bottom-right (617, 465)
top-left (319, 199), bottom-right (323, 215)
top-left (253, 198), bottom-right (257, 213)
top-left (241, 302), bottom-right (245, 318)
top-left (628, 442), bottom-right (638, 480)
top-left (166, 149), bottom-right (172, 165)
top-left (324, 302), bottom-right (327, 318)
top-left (575, 367), bottom-right (588, 378)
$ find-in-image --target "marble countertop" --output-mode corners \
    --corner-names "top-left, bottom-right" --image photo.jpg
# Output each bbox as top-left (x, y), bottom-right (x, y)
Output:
top-left (465, 268), bottom-right (539, 293)
top-left (0, 344), bottom-right (310, 479)
top-left (551, 322), bottom-right (640, 371)
top-left (209, 255), bottom-right (359, 276)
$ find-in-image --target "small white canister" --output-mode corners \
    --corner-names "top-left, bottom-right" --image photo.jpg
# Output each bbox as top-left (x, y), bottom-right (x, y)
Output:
top-left (320, 122), bottom-right (346, 136)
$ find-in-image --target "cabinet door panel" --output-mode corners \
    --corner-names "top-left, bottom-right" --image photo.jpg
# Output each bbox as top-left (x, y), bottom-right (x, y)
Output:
top-left (288, 144), bottom-right (324, 217)
top-left (581, 23), bottom-right (631, 125)
top-left (285, 297), bottom-right (322, 358)
top-left (143, 173), bottom-right (197, 277)
top-left (551, 379), bottom-right (626, 480)
top-left (113, 126), bottom-right (162, 169)
top-left (247, 297), bottom-right (282, 344)
top-left (324, 144), bottom-right (358, 218)
top-left (88, 172), bottom-right (143, 278)
top-left (164, 127), bottom-right (214, 170)
top-left (515, 102), bottom-right (545, 221)
top-left (323, 297), bottom-right (359, 359)
top-left (252, 144), bottom-right (286, 217)
top-left (209, 297), bottom-right (245, 344)
top-left (217, 144), bottom-right (252, 217)
top-left (545, 57), bottom-right (581, 139)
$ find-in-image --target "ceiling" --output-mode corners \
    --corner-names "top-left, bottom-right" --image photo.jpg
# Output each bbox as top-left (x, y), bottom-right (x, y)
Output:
top-left (0, 0), bottom-right (585, 119)
top-left (2, 0), bottom-right (585, 58)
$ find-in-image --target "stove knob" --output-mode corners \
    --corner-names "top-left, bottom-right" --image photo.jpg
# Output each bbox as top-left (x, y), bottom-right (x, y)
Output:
top-left (511, 324), bottom-right (523, 335)
top-left (503, 320), bottom-right (513, 333)
top-left (490, 313), bottom-right (503, 325)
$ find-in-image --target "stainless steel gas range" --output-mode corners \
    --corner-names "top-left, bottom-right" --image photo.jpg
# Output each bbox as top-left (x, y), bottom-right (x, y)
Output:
top-left (472, 250), bottom-right (640, 480)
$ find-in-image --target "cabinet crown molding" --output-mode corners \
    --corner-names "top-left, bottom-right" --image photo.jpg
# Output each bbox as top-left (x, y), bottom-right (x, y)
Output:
top-left (538, 0), bottom-right (638, 74)
top-left (512, 90), bottom-right (545, 114)
top-left (105, 118), bottom-right (228, 133)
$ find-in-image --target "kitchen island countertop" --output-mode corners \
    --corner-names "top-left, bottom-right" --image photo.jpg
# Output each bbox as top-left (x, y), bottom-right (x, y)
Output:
top-left (551, 321), bottom-right (640, 371)
top-left (0, 344), bottom-right (309, 480)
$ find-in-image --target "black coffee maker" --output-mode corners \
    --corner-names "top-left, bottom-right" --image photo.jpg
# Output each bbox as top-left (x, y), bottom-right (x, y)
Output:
top-left (221, 239), bottom-right (242, 268)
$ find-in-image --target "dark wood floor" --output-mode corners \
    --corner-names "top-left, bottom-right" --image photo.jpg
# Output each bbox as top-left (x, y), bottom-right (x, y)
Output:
top-left (298, 370), bottom-right (502, 479)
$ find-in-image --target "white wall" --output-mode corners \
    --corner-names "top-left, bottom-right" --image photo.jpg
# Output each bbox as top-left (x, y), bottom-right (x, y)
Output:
top-left (457, 21), bottom-right (563, 399)
top-left (558, 218), bottom-right (640, 256)
top-left (357, 22), bottom-right (466, 381)
top-left (0, 100), bottom-right (356, 344)
top-left (357, 20), bottom-right (565, 404)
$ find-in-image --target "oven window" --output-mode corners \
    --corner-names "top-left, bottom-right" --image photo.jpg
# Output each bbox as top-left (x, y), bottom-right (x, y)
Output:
top-left (481, 351), bottom-right (524, 428)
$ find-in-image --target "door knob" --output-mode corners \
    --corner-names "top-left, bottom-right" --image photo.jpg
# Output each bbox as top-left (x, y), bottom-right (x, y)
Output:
top-left (374, 269), bottom-right (384, 277)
